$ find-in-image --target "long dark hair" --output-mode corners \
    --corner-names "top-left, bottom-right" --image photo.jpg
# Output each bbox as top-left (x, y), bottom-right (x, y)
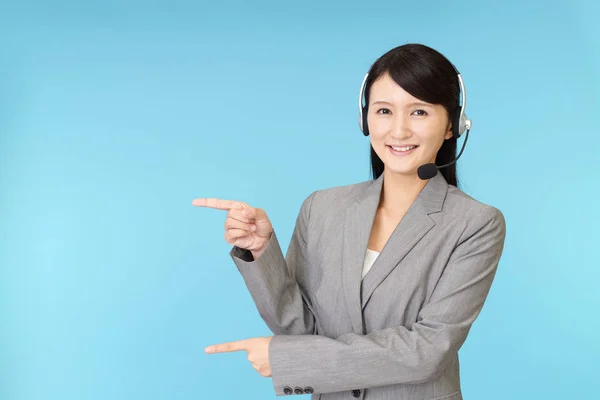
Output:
top-left (364, 43), bottom-right (461, 187)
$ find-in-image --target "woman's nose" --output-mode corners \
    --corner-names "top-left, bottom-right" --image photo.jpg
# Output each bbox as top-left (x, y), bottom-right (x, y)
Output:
top-left (390, 116), bottom-right (412, 138)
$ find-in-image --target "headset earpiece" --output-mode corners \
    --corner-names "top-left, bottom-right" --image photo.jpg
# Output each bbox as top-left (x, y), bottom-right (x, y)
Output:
top-left (358, 73), bottom-right (369, 136)
top-left (454, 73), bottom-right (471, 138)
top-left (452, 107), bottom-right (461, 139)
top-left (361, 105), bottom-right (369, 136)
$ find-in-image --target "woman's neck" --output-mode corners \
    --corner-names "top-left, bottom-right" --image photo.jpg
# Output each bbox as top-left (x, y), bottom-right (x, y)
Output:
top-left (379, 169), bottom-right (429, 214)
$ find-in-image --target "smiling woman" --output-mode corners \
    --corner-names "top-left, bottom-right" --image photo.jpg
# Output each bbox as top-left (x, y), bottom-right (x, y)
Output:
top-left (198, 43), bottom-right (507, 400)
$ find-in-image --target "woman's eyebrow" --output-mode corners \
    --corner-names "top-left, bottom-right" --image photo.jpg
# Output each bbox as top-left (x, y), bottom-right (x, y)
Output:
top-left (408, 102), bottom-right (434, 107)
top-left (371, 100), bottom-right (393, 106)
top-left (370, 100), bottom-right (434, 108)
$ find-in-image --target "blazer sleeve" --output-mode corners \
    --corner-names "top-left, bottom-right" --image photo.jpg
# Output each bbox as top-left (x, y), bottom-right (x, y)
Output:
top-left (267, 205), bottom-right (507, 396)
top-left (229, 190), bottom-right (319, 336)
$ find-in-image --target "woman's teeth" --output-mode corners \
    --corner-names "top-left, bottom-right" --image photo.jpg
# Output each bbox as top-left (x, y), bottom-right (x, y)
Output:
top-left (390, 145), bottom-right (417, 151)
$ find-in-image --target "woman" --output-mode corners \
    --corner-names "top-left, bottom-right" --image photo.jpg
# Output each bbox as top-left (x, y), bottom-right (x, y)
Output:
top-left (195, 43), bottom-right (506, 400)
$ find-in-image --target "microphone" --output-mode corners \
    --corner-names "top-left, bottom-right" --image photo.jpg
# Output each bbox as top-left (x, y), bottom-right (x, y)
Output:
top-left (417, 128), bottom-right (470, 180)
top-left (417, 164), bottom-right (439, 180)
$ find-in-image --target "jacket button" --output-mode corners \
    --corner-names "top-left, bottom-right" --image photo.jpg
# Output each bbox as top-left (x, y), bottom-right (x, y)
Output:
top-left (294, 387), bottom-right (304, 394)
top-left (283, 386), bottom-right (293, 395)
top-left (352, 389), bottom-right (361, 397)
top-left (304, 386), bottom-right (314, 394)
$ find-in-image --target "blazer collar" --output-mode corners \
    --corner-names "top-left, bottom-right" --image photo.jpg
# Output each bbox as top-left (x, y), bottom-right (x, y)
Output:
top-left (341, 172), bottom-right (449, 334)
top-left (355, 171), bottom-right (448, 214)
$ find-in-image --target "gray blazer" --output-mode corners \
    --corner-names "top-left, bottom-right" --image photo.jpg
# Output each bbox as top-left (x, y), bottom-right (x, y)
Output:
top-left (230, 172), bottom-right (506, 400)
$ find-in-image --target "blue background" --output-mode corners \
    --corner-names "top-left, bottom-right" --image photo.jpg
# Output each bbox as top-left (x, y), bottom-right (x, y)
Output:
top-left (1, 1), bottom-right (599, 399)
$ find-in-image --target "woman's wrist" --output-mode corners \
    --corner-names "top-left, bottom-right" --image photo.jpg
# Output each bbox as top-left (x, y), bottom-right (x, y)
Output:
top-left (250, 231), bottom-right (273, 261)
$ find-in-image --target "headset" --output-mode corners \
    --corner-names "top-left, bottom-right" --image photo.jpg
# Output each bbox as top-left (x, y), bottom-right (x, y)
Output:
top-left (358, 63), bottom-right (471, 137)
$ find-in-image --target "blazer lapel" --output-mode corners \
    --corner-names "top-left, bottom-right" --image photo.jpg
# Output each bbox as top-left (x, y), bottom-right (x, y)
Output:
top-left (361, 173), bottom-right (448, 310)
top-left (341, 172), bottom-right (448, 329)
top-left (341, 174), bottom-right (383, 334)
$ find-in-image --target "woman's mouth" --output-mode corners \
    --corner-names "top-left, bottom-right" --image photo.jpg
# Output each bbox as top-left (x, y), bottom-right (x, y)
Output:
top-left (387, 145), bottom-right (419, 156)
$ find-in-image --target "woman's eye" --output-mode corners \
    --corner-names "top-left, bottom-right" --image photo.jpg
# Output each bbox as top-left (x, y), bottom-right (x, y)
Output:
top-left (376, 108), bottom-right (391, 114)
top-left (412, 109), bottom-right (428, 116)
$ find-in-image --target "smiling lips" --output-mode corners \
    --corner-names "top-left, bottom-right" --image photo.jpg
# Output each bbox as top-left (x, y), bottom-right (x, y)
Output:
top-left (387, 144), bottom-right (419, 156)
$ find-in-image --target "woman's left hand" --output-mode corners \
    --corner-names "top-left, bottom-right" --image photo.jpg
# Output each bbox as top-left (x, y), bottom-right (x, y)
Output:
top-left (205, 336), bottom-right (273, 377)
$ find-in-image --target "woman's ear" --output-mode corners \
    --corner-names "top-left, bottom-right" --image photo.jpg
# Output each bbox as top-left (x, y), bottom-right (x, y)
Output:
top-left (444, 121), bottom-right (453, 140)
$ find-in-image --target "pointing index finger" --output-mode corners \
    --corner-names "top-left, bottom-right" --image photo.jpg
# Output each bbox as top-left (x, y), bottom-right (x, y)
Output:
top-left (192, 198), bottom-right (238, 210)
top-left (205, 339), bottom-right (249, 353)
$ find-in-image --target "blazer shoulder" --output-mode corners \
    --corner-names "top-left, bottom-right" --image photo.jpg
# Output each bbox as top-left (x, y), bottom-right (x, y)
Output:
top-left (310, 179), bottom-right (369, 209)
top-left (445, 185), bottom-right (506, 237)
top-left (297, 179), bottom-right (370, 222)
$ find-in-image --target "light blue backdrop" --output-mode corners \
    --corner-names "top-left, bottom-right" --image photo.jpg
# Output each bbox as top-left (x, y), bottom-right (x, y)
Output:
top-left (1, 1), bottom-right (598, 399)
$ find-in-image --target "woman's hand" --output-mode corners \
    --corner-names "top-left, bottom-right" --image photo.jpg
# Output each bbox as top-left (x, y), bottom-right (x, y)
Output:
top-left (205, 336), bottom-right (273, 377)
top-left (193, 198), bottom-right (273, 257)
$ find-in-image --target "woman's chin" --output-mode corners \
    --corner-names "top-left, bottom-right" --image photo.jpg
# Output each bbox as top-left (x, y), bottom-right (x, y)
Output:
top-left (383, 155), bottom-right (437, 175)
top-left (383, 163), bottom-right (419, 176)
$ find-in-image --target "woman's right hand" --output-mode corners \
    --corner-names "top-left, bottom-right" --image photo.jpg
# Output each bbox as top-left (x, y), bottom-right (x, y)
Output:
top-left (192, 198), bottom-right (273, 257)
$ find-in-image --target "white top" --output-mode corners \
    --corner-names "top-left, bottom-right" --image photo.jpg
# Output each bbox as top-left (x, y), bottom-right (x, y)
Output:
top-left (362, 248), bottom-right (380, 279)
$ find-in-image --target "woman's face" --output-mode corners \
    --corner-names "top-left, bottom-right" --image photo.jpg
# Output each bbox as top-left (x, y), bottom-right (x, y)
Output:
top-left (367, 72), bottom-right (453, 177)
